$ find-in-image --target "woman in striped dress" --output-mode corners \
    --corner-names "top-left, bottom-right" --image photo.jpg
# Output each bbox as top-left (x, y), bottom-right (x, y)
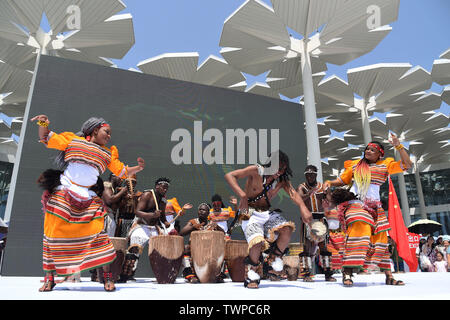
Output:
top-left (31, 115), bottom-right (145, 292)
top-left (324, 134), bottom-right (412, 286)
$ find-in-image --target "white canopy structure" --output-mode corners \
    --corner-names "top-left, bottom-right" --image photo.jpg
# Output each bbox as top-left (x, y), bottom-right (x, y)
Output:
top-left (431, 48), bottom-right (450, 86)
top-left (219, 0), bottom-right (400, 181)
top-left (137, 53), bottom-right (246, 91)
top-left (346, 63), bottom-right (434, 144)
top-left (0, 0), bottom-right (134, 69)
top-left (0, 0), bottom-right (136, 162)
top-left (442, 86), bottom-right (450, 105)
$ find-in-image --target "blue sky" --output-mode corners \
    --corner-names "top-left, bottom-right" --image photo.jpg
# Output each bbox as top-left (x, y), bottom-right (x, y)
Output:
top-left (85, 0), bottom-right (450, 139)
top-left (114, 0), bottom-right (449, 94)
top-left (1, 0), bottom-right (449, 141)
top-left (115, 0), bottom-right (450, 122)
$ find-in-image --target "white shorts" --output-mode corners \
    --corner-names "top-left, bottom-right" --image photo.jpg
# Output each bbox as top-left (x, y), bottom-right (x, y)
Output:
top-left (129, 222), bottom-right (175, 249)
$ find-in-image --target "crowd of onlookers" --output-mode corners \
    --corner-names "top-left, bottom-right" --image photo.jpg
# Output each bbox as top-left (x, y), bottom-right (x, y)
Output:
top-left (416, 235), bottom-right (449, 272)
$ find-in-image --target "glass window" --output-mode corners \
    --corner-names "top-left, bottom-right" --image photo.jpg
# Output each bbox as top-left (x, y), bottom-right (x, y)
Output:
top-left (0, 161), bottom-right (14, 220)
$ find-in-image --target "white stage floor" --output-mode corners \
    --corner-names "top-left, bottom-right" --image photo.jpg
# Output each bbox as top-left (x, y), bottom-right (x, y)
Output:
top-left (1, 272), bottom-right (449, 301)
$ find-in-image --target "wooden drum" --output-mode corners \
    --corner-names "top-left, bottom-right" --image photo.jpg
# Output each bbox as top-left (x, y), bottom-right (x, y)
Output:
top-left (98, 237), bottom-right (128, 283)
top-left (224, 240), bottom-right (248, 282)
top-left (148, 235), bottom-right (184, 284)
top-left (190, 230), bottom-right (225, 283)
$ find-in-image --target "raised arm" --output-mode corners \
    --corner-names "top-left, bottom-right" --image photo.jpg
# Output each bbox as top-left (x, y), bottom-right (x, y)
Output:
top-left (30, 114), bottom-right (50, 142)
top-left (224, 165), bottom-right (258, 212)
top-left (389, 133), bottom-right (412, 170)
top-left (127, 157), bottom-right (145, 176)
top-left (283, 181), bottom-right (312, 224)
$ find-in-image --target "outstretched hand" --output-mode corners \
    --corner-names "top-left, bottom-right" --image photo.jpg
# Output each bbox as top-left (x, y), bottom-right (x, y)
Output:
top-left (30, 114), bottom-right (50, 125)
top-left (137, 157), bottom-right (145, 171)
top-left (180, 203), bottom-right (193, 215)
top-left (388, 133), bottom-right (400, 147)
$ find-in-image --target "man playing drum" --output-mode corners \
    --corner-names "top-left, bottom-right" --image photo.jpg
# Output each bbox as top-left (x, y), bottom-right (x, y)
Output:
top-left (225, 150), bottom-right (314, 289)
top-left (297, 165), bottom-right (336, 282)
top-left (119, 177), bottom-right (187, 282)
top-left (179, 203), bottom-right (224, 283)
top-left (209, 194), bottom-right (237, 238)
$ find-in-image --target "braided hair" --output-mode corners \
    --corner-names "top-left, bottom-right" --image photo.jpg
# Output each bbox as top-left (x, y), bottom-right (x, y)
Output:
top-left (262, 150), bottom-right (293, 182)
top-left (331, 188), bottom-right (357, 205)
top-left (353, 140), bottom-right (385, 200)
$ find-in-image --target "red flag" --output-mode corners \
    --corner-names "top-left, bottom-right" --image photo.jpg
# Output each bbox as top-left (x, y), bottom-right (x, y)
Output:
top-left (406, 232), bottom-right (421, 272)
top-left (387, 177), bottom-right (417, 272)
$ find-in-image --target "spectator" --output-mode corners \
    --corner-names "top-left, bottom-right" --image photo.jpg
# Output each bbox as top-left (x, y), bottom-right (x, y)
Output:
top-left (435, 236), bottom-right (447, 260)
top-left (419, 236), bottom-right (435, 272)
top-left (436, 236), bottom-right (443, 245)
top-left (416, 237), bottom-right (427, 272)
top-left (433, 251), bottom-right (448, 272)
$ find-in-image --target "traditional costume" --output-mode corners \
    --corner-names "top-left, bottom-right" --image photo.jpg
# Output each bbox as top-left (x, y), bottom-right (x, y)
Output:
top-left (166, 197), bottom-right (182, 232)
top-left (127, 189), bottom-right (173, 255)
top-left (241, 164), bottom-right (296, 287)
top-left (40, 129), bottom-right (129, 278)
top-left (298, 180), bottom-right (335, 281)
top-left (208, 206), bottom-right (235, 237)
top-left (338, 156), bottom-right (407, 272)
top-left (325, 208), bottom-right (345, 270)
top-left (120, 185), bottom-right (174, 282)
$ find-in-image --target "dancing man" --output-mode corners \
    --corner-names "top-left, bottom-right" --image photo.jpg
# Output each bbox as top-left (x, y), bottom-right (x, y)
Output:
top-left (32, 115), bottom-right (145, 292)
top-left (324, 134), bottom-right (412, 286)
top-left (225, 151), bottom-right (313, 289)
top-left (297, 165), bottom-right (336, 282)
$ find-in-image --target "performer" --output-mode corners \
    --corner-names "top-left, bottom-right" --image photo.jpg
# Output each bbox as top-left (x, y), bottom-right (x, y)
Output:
top-left (208, 194), bottom-right (237, 237)
top-left (179, 203), bottom-right (225, 283)
top-left (323, 191), bottom-right (345, 272)
top-left (31, 114), bottom-right (145, 292)
top-left (208, 194), bottom-right (238, 280)
top-left (108, 173), bottom-right (142, 238)
top-left (324, 135), bottom-right (412, 286)
top-left (328, 188), bottom-right (378, 286)
top-left (297, 165), bottom-right (336, 282)
top-left (165, 197), bottom-right (193, 233)
top-left (102, 173), bottom-right (127, 237)
top-left (224, 150), bottom-right (313, 289)
top-left (119, 177), bottom-right (188, 282)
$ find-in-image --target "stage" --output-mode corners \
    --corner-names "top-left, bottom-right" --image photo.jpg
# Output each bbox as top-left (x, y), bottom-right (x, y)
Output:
top-left (1, 272), bottom-right (448, 301)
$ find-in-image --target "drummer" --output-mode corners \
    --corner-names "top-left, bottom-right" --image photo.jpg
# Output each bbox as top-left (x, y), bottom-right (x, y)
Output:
top-left (119, 177), bottom-right (186, 283)
top-left (208, 194), bottom-right (237, 238)
top-left (225, 150), bottom-right (313, 289)
top-left (179, 203), bottom-right (225, 283)
top-left (165, 197), bottom-right (182, 232)
top-left (297, 165), bottom-right (336, 282)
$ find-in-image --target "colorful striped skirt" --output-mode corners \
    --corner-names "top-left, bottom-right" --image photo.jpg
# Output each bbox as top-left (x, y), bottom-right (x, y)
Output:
top-left (42, 189), bottom-right (116, 276)
top-left (327, 230), bottom-right (345, 270)
top-left (342, 221), bottom-right (372, 271)
top-left (342, 221), bottom-right (391, 272)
